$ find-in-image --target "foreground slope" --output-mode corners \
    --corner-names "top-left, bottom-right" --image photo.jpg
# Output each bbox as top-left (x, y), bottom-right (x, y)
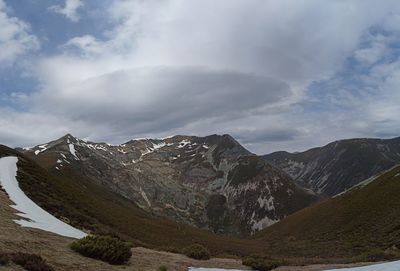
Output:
top-left (264, 137), bottom-right (400, 196)
top-left (23, 134), bottom-right (317, 234)
top-left (0, 188), bottom-right (371, 271)
top-left (255, 165), bottom-right (400, 259)
top-left (0, 186), bottom-right (247, 271)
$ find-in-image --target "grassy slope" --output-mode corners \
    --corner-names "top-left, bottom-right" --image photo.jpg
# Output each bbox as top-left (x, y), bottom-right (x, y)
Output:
top-left (0, 145), bottom-right (263, 257)
top-left (254, 165), bottom-right (400, 260)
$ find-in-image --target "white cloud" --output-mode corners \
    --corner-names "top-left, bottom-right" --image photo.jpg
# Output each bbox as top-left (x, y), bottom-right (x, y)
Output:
top-left (0, 0), bottom-right (38, 64)
top-left (3, 0), bottom-right (400, 153)
top-left (49, 0), bottom-right (83, 22)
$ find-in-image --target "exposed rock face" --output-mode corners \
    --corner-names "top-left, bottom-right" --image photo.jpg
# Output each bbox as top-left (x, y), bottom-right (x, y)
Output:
top-left (263, 137), bottom-right (400, 196)
top-left (23, 134), bottom-right (317, 234)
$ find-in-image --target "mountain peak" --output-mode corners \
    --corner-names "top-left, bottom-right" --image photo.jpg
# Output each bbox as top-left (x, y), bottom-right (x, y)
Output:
top-left (59, 133), bottom-right (77, 142)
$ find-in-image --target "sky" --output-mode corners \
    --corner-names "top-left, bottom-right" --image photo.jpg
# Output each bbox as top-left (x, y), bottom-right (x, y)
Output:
top-left (1, 0), bottom-right (400, 154)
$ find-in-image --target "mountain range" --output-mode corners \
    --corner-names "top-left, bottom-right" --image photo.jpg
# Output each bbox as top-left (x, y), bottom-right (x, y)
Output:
top-left (1, 133), bottom-right (400, 269)
top-left (263, 137), bottom-right (400, 196)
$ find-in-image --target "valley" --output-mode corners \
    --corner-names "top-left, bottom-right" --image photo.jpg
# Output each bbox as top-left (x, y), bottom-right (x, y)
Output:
top-left (1, 134), bottom-right (400, 270)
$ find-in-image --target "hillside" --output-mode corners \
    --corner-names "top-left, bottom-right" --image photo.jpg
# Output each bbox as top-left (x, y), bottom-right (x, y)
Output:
top-left (0, 144), bottom-right (263, 256)
top-left (2, 141), bottom-right (400, 267)
top-left (263, 137), bottom-right (400, 196)
top-left (0, 183), bottom-right (248, 271)
top-left (255, 164), bottom-right (400, 260)
top-left (22, 134), bottom-right (317, 234)
top-left (0, 183), bottom-right (371, 271)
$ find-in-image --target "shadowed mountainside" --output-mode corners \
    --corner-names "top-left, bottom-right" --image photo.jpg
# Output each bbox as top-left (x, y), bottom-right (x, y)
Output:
top-left (264, 137), bottom-right (400, 196)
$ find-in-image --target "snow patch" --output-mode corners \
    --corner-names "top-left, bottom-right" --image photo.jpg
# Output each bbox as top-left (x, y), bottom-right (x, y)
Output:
top-left (0, 156), bottom-right (86, 239)
top-left (152, 141), bottom-right (166, 150)
top-left (34, 144), bottom-right (48, 155)
top-left (68, 144), bottom-right (79, 160)
top-left (177, 139), bottom-right (191, 148)
top-left (324, 260), bottom-right (400, 270)
top-left (189, 268), bottom-right (246, 271)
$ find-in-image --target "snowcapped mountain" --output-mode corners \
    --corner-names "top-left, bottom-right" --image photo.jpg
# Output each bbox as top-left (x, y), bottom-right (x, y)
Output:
top-left (23, 133), bottom-right (317, 234)
top-left (263, 137), bottom-right (400, 196)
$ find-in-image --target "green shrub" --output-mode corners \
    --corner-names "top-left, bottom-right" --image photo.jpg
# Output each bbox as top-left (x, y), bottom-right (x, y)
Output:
top-left (0, 253), bottom-right (9, 266)
top-left (11, 253), bottom-right (54, 271)
top-left (70, 235), bottom-right (132, 265)
top-left (158, 265), bottom-right (168, 271)
top-left (182, 244), bottom-right (211, 260)
top-left (242, 255), bottom-right (282, 271)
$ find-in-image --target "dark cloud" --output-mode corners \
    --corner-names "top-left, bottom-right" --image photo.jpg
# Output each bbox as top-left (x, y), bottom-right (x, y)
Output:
top-left (34, 67), bottom-right (291, 135)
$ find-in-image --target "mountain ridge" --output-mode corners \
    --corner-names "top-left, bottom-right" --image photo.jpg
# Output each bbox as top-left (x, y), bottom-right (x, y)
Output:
top-left (22, 133), bottom-right (317, 235)
top-left (263, 136), bottom-right (400, 196)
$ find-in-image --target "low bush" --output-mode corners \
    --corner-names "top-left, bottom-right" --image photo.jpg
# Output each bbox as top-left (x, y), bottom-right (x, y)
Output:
top-left (242, 255), bottom-right (282, 271)
top-left (158, 265), bottom-right (168, 271)
top-left (11, 252), bottom-right (54, 271)
top-left (182, 244), bottom-right (211, 260)
top-left (0, 253), bottom-right (9, 265)
top-left (70, 235), bottom-right (132, 265)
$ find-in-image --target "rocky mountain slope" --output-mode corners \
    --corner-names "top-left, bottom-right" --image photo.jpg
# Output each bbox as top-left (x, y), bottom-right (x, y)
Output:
top-left (22, 134), bottom-right (317, 234)
top-left (0, 144), bottom-right (260, 255)
top-left (263, 137), bottom-right (400, 196)
top-left (255, 164), bottom-right (400, 260)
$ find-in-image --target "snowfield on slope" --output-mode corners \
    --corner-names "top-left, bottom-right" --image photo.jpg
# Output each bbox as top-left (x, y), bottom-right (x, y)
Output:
top-left (0, 156), bottom-right (87, 239)
top-left (189, 268), bottom-right (246, 271)
top-left (325, 260), bottom-right (400, 270)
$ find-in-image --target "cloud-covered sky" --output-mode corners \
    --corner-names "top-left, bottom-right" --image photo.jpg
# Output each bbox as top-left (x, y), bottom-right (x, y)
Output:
top-left (1, 0), bottom-right (400, 154)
